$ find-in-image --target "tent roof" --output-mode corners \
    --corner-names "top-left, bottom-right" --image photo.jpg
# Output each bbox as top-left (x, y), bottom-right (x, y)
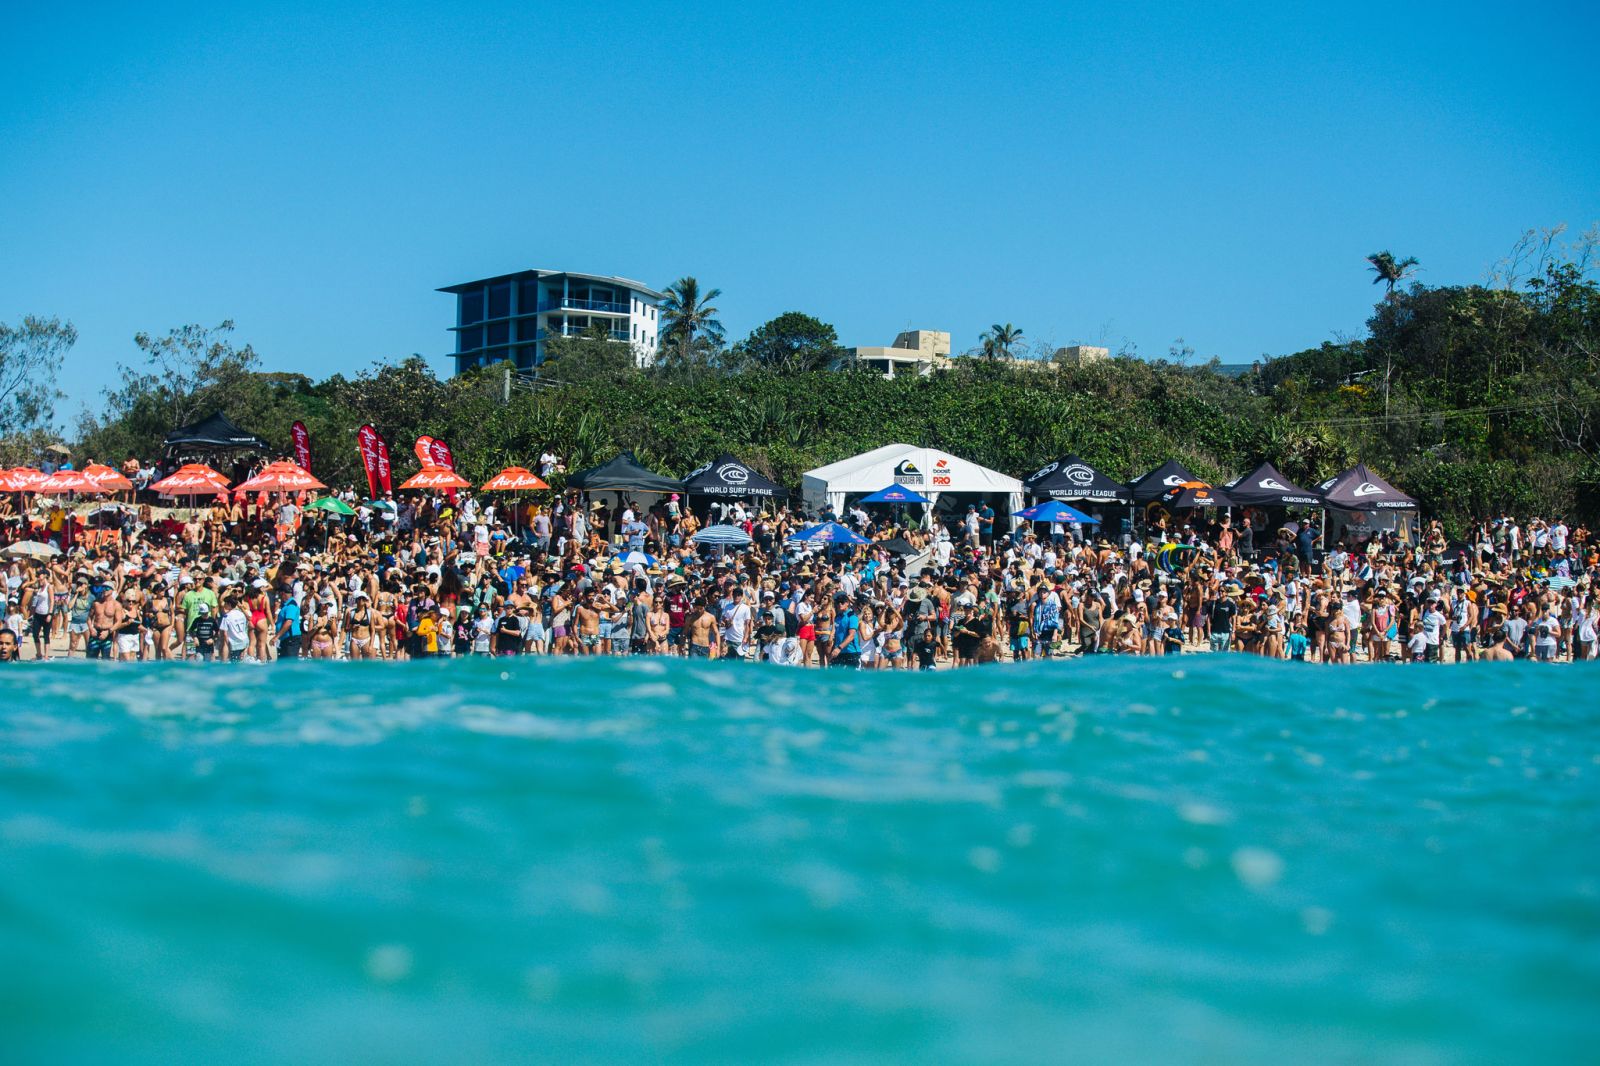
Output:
top-left (1223, 461), bottom-right (1322, 507)
top-left (1023, 454), bottom-right (1131, 503)
top-left (566, 451), bottom-right (681, 493)
top-left (802, 444), bottom-right (1022, 502)
top-left (163, 412), bottom-right (270, 451)
top-left (1316, 463), bottom-right (1419, 511)
top-left (1128, 459), bottom-right (1201, 503)
top-left (679, 453), bottom-right (789, 497)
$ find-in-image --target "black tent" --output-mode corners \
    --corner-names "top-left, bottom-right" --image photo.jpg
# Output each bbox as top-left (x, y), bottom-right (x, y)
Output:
top-left (1128, 459), bottom-right (1200, 504)
top-left (566, 451), bottom-right (681, 493)
top-left (163, 412), bottom-right (270, 452)
top-left (1316, 464), bottom-right (1418, 511)
top-left (1024, 454), bottom-right (1131, 503)
top-left (1223, 461), bottom-right (1322, 508)
top-left (680, 453), bottom-right (789, 497)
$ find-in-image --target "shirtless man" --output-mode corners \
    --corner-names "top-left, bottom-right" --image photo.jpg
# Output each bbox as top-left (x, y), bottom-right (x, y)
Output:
top-left (687, 598), bottom-right (720, 659)
top-left (574, 592), bottom-right (601, 655)
top-left (87, 587), bottom-right (119, 660)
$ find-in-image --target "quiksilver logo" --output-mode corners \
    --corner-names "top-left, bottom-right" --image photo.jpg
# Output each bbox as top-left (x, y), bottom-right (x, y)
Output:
top-left (1353, 482), bottom-right (1384, 498)
top-left (1260, 478), bottom-right (1287, 491)
top-left (1163, 475), bottom-right (1186, 486)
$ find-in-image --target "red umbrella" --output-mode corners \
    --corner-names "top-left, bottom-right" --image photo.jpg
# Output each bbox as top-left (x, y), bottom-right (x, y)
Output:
top-left (36, 469), bottom-right (106, 494)
top-left (150, 463), bottom-right (230, 497)
top-left (400, 466), bottom-right (471, 490)
top-left (82, 463), bottom-right (134, 491)
top-left (237, 460), bottom-right (326, 493)
top-left (480, 466), bottom-right (550, 491)
top-left (3, 467), bottom-right (46, 491)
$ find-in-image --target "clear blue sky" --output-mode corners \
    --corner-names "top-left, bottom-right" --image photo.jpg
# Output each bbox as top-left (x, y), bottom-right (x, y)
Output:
top-left (3, 1), bottom-right (1596, 423)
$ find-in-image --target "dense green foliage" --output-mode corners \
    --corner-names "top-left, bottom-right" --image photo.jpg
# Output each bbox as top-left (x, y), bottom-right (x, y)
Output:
top-left (55, 226), bottom-right (1600, 535)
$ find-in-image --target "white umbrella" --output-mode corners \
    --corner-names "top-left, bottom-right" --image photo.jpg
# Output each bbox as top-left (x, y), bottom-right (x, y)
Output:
top-left (1, 540), bottom-right (61, 559)
top-left (691, 525), bottom-right (752, 546)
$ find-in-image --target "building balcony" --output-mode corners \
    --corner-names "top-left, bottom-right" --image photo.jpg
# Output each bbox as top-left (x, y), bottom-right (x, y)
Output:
top-left (537, 326), bottom-right (631, 343)
top-left (536, 297), bottom-right (631, 315)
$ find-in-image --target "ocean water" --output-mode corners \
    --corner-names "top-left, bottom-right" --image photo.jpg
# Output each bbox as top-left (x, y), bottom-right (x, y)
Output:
top-left (1, 657), bottom-right (1596, 1066)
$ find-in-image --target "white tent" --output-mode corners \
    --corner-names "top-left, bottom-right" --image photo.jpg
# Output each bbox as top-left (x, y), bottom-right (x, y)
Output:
top-left (802, 444), bottom-right (1025, 525)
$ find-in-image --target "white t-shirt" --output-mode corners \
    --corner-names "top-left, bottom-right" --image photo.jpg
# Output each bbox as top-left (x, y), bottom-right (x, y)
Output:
top-left (221, 608), bottom-right (250, 650)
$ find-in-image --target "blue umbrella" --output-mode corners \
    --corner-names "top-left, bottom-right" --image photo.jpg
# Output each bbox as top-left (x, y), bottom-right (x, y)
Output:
top-left (788, 521), bottom-right (870, 546)
top-left (691, 524), bottom-right (752, 546)
top-left (1013, 500), bottom-right (1097, 524)
top-left (860, 484), bottom-right (931, 505)
top-left (614, 550), bottom-right (657, 569)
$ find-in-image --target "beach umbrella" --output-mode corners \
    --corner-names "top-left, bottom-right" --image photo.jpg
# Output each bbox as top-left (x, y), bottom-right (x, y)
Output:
top-left (615, 550), bottom-right (657, 569)
top-left (4, 467), bottom-right (46, 491)
top-left (36, 469), bottom-right (106, 495)
top-left (363, 499), bottom-right (397, 513)
top-left (306, 496), bottom-right (356, 516)
top-left (80, 463), bottom-right (134, 491)
top-left (150, 463), bottom-right (230, 497)
top-left (859, 484), bottom-right (931, 505)
top-left (1, 540), bottom-right (61, 560)
top-left (237, 460), bottom-right (326, 493)
top-left (1012, 500), bottom-right (1096, 524)
top-left (788, 522), bottom-right (870, 546)
top-left (481, 466), bottom-right (550, 491)
top-left (400, 466), bottom-right (471, 490)
top-left (692, 524), bottom-right (753, 546)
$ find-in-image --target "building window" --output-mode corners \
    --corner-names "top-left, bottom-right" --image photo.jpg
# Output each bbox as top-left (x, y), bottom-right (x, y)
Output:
top-left (460, 290), bottom-right (484, 326)
top-left (486, 321), bottom-right (510, 346)
top-left (514, 345), bottom-right (536, 367)
top-left (457, 326), bottom-right (483, 352)
top-left (487, 283), bottom-right (511, 319)
top-left (518, 279), bottom-right (539, 314)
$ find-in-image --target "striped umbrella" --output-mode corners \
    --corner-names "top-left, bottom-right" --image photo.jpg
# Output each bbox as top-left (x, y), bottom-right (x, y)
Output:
top-left (691, 524), bottom-right (753, 546)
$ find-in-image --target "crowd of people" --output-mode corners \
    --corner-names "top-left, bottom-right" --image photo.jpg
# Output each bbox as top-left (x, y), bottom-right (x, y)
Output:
top-left (2, 456), bottom-right (1597, 667)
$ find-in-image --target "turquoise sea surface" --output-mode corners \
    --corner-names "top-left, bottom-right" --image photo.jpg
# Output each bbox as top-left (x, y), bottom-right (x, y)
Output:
top-left (1, 657), bottom-right (1596, 1065)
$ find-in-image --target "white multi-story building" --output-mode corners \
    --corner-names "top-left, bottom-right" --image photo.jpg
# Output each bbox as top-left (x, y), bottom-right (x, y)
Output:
top-left (440, 269), bottom-right (662, 373)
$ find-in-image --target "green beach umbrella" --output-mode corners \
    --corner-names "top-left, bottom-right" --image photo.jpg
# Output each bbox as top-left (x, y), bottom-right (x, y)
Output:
top-left (307, 496), bottom-right (356, 516)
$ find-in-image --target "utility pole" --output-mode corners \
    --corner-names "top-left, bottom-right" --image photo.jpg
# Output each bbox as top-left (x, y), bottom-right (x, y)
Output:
top-left (503, 367), bottom-right (511, 405)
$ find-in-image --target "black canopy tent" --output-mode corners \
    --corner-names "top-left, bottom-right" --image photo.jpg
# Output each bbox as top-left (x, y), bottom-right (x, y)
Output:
top-left (1316, 464), bottom-right (1420, 547)
top-left (566, 451), bottom-right (681, 494)
top-left (163, 412), bottom-right (270, 453)
top-left (1024, 455), bottom-right (1131, 503)
top-left (1159, 483), bottom-right (1232, 510)
top-left (1127, 459), bottom-right (1201, 504)
top-left (1223, 461), bottom-right (1322, 508)
top-left (1316, 464), bottom-right (1418, 510)
top-left (679, 453), bottom-right (789, 498)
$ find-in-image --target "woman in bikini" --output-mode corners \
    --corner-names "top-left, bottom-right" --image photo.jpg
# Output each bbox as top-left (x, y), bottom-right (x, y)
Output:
top-left (812, 597), bottom-right (835, 668)
top-left (307, 601), bottom-right (338, 659)
top-left (145, 586), bottom-right (174, 660)
top-left (347, 594), bottom-right (377, 660)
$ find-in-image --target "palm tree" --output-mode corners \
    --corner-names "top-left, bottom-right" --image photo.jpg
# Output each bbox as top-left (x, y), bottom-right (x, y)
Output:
top-left (981, 322), bottom-right (1024, 361)
top-left (1366, 251), bottom-right (1419, 299)
top-left (659, 277), bottom-right (724, 355)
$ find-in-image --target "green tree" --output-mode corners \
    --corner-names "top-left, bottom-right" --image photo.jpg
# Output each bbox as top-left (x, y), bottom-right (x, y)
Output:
top-left (659, 277), bottom-right (724, 360)
top-left (1366, 251), bottom-right (1420, 299)
top-left (733, 312), bottom-right (843, 373)
top-left (0, 315), bottom-right (75, 438)
top-left (980, 322), bottom-right (1023, 361)
top-left (542, 323), bottom-right (639, 383)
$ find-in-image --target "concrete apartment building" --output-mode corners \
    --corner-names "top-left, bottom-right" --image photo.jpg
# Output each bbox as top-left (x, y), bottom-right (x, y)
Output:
top-left (440, 269), bottom-right (663, 374)
top-left (843, 330), bottom-right (953, 378)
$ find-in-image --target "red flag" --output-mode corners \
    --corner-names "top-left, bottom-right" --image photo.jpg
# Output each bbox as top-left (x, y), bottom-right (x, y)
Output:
top-left (356, 424), bottom-right (380, 498)
top-left (426, 438), bottom-right (457, 501)
top-left (413, 436), bottom-right (435, 468)
top-left (291, 421), bottom-right (312, 473)
top-left (374, 433), bottom-right (393, 493)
